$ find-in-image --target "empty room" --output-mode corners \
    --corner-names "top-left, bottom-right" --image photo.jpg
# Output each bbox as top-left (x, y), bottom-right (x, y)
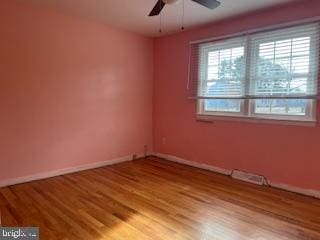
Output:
top-left (1, 0), bottom-right (320, 239)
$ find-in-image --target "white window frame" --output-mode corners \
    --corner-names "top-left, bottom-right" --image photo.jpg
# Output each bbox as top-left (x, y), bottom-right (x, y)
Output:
top-left (197, 24), bottom-right (319, 124)
top-left (197, 37), bottom-right (247, 117)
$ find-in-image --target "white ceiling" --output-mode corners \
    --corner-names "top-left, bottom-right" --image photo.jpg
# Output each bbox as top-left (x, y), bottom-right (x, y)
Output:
top-left (21, 0), bottom-right (297, 37)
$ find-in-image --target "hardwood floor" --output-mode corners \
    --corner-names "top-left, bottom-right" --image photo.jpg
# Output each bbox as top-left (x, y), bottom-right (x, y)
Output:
top-left (1, 156), bottom-right (320, 240)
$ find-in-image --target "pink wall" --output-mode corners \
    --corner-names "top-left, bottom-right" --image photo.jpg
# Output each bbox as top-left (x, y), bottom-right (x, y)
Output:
top-left (154, 0), bottom-right (320, 191)
top-left (0, 0), bottom-right (153, 181)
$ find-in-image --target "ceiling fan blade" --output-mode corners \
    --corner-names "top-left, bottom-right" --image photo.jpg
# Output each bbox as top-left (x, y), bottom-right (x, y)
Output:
top-left (191, 0), bottom-right (221, 9)
top-left (149, 0), bottom-right (166, 16)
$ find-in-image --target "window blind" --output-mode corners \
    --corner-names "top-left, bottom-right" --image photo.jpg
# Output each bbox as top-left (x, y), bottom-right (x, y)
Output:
top-left (188, 22), bottom-right (320, 100)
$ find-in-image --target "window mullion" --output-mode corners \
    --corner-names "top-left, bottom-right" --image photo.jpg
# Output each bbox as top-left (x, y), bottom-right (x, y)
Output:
top-left (244, 35), bottom-right (252, 117)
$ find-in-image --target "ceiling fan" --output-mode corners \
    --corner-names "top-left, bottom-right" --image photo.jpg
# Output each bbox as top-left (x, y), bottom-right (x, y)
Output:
top-left (149, 0), bottom-right (221, 16)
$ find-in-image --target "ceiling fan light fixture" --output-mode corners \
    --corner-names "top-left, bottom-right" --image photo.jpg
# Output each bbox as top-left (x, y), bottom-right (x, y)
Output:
top-left (163, 0), bottom-right (180, 4)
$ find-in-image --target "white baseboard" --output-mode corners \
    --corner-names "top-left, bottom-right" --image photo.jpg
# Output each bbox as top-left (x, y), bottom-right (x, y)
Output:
top-left (269, 182), bottom-right (320, 199)
top-left (152, 152), bottom-right (320, 199)
top-left (0, 153), bottom-right (144, 188)
top-left (153, 152), bottom-right (232, 175)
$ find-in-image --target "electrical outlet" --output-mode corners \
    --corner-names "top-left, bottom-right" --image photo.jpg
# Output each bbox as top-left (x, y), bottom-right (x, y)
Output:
top-left (162, 137), bottom-right (166, 145)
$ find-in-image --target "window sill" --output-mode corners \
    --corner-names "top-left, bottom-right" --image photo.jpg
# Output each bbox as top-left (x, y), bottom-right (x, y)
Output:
top-left (196, 114), bottom-right (317, 127)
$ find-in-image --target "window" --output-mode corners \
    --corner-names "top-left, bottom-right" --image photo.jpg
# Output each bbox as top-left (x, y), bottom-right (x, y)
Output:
top-left (193, 23), bottom-right (319, 122)
top-left (198, 37), bottom-right (246, 116)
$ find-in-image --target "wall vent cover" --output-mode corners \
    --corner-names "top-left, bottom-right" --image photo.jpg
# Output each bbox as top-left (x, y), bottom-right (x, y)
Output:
top-left (231, 170), bottom-right (267, 186)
